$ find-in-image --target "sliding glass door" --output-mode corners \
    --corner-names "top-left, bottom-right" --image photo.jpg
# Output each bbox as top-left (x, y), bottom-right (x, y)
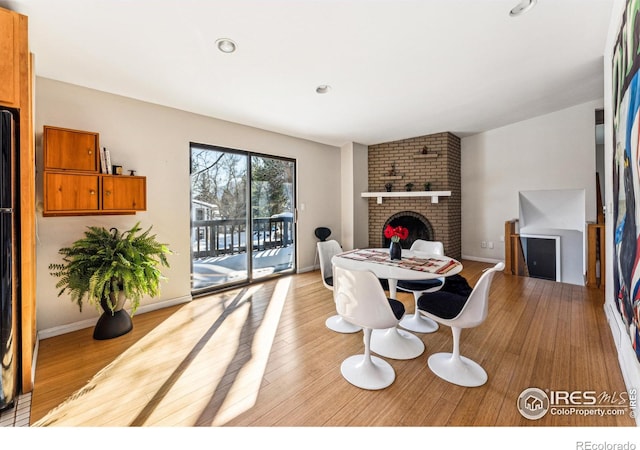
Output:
top-left (250, 155), bottom-right (295, 281)
top-left (190, 143), bottom-right (295, 294)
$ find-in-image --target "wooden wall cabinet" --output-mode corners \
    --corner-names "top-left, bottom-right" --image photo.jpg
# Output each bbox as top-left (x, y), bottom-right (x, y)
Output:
top-left (0, 8), bottom-right (21, 107)
top-left (43, 125), bottom-right (147, 216)
top-left (44, 172), bottom-right (100, 212)
top-left (103, 176), bottom-right (146, 211)
top-left (43, 126), bottom-right (99, 172)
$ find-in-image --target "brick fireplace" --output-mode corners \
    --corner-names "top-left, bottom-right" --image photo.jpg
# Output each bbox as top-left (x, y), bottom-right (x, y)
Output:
top-left (367, 132), bottom-right (461, 259)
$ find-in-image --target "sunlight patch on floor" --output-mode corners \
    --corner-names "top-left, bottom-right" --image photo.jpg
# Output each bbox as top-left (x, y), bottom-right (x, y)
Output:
top-left (31, 287), bottom-right (243, 425)
top-left (211, 277), bottom-right (291, 425)
top-left (143, 287), bottom-right (257, 425)
top-left (31, 279), bottom-right (290, 426)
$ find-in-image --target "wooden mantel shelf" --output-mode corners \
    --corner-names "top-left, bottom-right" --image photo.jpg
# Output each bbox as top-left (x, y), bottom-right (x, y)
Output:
top-left (361, 190), bottom-right (452, 204)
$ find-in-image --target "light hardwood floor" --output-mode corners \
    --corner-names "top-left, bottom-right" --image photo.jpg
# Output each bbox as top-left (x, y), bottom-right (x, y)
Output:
top-left (29, 260), bottom-right (635, 427)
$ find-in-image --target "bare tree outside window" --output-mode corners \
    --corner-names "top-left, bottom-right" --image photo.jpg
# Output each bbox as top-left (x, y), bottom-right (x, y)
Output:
top-left (190, 144), bottom-right (295, 292)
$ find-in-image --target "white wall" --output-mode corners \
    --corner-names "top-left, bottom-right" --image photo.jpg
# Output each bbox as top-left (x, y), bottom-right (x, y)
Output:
top-left (352, 143), bottom-right (369, 250)
top-left (461, 100), bottom-right (601, 262)
top-left (340, 142), bottom-right (354, 250)
top-left (340, 142), bottom-right (368, 250)
top-left (35, 77), bottom-right (341, 334)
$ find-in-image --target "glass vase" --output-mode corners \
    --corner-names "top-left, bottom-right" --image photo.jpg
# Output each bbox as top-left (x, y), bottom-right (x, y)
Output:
top-left (389, 241), bottom-right (402, 260)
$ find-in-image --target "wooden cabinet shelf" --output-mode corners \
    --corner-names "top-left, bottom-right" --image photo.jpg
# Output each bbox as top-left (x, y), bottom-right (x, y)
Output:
top-left (43, 125), bottom-right (147, 216)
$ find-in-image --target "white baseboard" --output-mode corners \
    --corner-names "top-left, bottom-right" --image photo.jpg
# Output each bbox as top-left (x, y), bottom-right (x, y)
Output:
top-left (297, 264), bottom-right (319, 273)
top-left (461, 254), bottom-right (504, 264)
top-left (135, 295), bottom-right (192, 314)
top-left (604, 299), bottom-right (640, 426)
top-left (37, 295), bottom-right (193, 340)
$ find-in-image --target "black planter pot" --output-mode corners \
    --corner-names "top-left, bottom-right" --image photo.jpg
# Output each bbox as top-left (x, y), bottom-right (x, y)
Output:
top-left (93, 294), bottom-right (133, 340)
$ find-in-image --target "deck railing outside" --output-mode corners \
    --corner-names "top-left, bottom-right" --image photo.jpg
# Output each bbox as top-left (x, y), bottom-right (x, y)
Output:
top-left (192, 216), bottom-right (293, 258)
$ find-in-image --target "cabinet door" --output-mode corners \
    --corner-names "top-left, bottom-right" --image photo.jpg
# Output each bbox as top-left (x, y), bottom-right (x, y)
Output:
top-left (44, 127), bottom-right (99, 172)
top-left (102, 176), bottom-right (146, 211)
top-left (0, 8), bottom-right (19, 107)
top-left (44, 173), bottom-right (99, 213)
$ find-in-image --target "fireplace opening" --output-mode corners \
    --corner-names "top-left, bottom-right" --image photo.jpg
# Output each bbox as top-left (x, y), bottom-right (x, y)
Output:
top-left (382, 211), bottom-right (434, 249)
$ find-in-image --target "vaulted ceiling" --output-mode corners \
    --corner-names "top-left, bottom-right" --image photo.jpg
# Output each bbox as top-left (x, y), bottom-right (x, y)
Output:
top-left (3, 0), bottom-right (613, 146)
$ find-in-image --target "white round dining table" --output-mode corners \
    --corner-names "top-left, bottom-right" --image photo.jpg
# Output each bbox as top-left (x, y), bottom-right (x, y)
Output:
top-left (332, 248), bottom-right (463, 360)
top-left (332, 248), bottom-right (462, 297)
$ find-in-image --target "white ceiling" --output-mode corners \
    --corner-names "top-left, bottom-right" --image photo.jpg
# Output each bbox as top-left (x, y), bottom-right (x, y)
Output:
top-left (3, 0), bottom-right (613, 147)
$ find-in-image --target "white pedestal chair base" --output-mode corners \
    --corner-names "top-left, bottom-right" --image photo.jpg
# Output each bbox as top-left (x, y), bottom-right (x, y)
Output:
top-left (427, 352), bottom-right (488, 387)
top-left (341, 354), bottom-right (395, 390)
top-left (325, 315), bottom-right (362, 333)
top-left (399, 313), bottom-right (439, 333)
top-left (371, 327), bottom-right (425, 360)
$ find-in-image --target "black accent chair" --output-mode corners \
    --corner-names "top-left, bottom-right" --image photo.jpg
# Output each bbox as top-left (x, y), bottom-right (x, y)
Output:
top-left (314, 227), bottom-right (331, 241)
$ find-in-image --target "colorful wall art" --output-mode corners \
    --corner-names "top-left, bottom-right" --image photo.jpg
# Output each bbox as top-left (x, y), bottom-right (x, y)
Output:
top-left (612, 0), bottom-right (640, 363)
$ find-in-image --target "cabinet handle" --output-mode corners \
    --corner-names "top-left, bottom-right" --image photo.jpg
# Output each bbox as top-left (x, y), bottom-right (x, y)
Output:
top-left (105, 190), bottom-right (111, 196)
top-left (89, 190), bottom-right (95, 195)
top-left (88, 149), bottom-right (93, 155)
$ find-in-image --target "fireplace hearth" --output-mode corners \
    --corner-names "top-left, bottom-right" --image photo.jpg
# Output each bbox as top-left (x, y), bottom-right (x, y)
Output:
top-left (382, 211), bottom-right (434, 249)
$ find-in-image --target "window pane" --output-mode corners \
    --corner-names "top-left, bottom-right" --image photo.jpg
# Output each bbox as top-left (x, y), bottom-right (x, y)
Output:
top-left (191, 145), bottom-right (248, 290)
top-left (251, 155), bottom-right (295, 280)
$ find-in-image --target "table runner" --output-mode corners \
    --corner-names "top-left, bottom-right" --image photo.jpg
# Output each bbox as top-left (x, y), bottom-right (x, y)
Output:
top-left (336, 249), bottom-right (460, 274)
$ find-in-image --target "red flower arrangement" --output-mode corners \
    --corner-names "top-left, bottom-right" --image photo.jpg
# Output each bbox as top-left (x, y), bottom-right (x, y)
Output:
top-left (384, 225), bottom-right (409, 243)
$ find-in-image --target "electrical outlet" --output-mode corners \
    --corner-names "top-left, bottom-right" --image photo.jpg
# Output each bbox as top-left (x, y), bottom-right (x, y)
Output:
top-left (481, 241), bottom-right (487, 248)
top-left (488, 241), bottom-right (494, 249)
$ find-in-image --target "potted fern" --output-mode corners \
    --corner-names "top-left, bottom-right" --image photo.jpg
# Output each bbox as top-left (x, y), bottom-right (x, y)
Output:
top-left (49, 222), bottom-right (171, 340)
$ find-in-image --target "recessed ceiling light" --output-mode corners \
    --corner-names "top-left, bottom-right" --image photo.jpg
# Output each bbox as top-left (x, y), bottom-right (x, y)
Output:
top-left (316, 85), bottom-right (331, 94)
top-left (509, 0), bottom-right (537, 17)
top-left (216, 38), bottom-right (237, 53)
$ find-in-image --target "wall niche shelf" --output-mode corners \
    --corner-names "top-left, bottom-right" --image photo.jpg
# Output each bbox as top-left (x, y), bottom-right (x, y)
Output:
top-left (361, 190), bottom-right (451, 204)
